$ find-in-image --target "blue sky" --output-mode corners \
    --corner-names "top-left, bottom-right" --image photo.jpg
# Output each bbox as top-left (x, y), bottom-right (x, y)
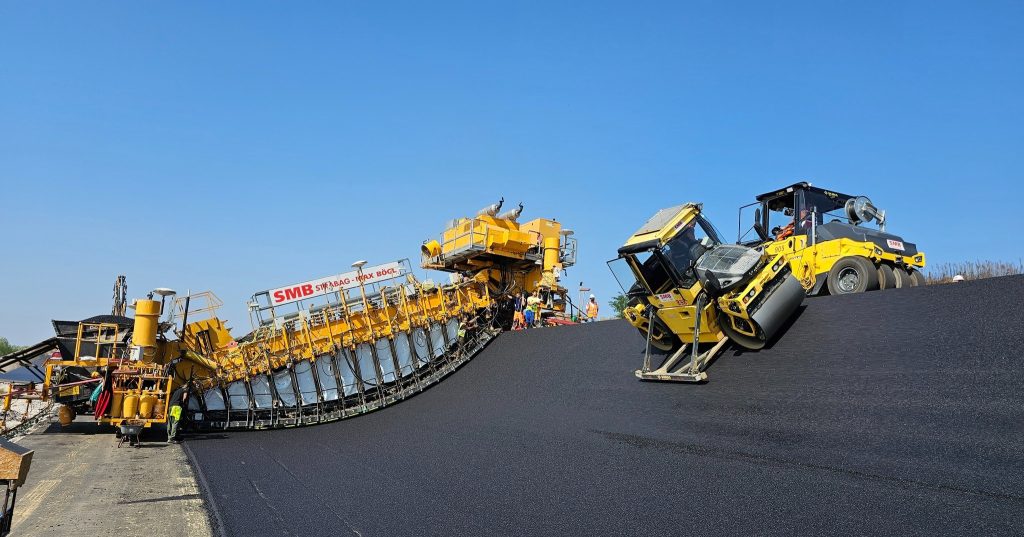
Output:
top-left (2, 1), bottom-right (1022, 343)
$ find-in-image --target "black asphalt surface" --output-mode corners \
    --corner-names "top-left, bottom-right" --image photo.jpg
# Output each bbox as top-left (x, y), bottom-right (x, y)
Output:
top-left (187, 276), bottom-right (1024, 536)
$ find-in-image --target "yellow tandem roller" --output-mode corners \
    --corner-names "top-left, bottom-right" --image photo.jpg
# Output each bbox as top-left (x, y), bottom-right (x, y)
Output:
top-left (608, 203), bottom-right (808, 382)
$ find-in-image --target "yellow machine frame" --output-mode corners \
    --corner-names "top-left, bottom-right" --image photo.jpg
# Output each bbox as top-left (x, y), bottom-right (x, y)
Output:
top-left (422, 199), bottom-right (578, 321)
top-left (200, 277), bottom-right (489, 386)
top-left (29, 200), bottom-right (574, 436)
top-left (748, 183), bottom-right (926, 294)
top-left (612, 203), bottom-right (808, 382)
top-left (766, 234), bottom-right (925, 288)
top-left (42, 322), bottom-right (177, 430)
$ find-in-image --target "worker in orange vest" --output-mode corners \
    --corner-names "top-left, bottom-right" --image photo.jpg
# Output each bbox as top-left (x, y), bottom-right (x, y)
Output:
top-left (512, 308), bottom-right (526, 330)
top-left (585, 294), bottom-right (599, 322)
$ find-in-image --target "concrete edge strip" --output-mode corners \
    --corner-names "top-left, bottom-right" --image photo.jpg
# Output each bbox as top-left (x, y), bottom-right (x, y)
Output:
top-left (183, 439), bottom-right (229, 537)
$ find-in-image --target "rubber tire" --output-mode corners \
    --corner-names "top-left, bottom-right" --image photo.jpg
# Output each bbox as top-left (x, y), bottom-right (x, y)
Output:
top-left (892, 267), bottom-right (910, 289)
top-left (826, 256), bottom-right (880, 295)
top-left (906, 269), bottom-right (926, 287)
top-left (877, 264), bottom-right (896, 290)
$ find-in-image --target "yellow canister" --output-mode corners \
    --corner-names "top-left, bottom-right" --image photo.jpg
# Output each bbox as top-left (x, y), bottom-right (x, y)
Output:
top-left (139, 392), bottom-right (157, 419)
top-left (110, 391), bottom-right (124, 418)
top-left (122, 393), bottom-right (140, 418)
top-left (543, 236), bottom-right (560, 271)
top-left (132, 299), bottom-right (161, 348)
top-left (132, 299), bottom-right (161, 360)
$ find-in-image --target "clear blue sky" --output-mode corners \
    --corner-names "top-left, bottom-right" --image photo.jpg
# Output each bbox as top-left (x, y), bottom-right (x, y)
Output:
top-left (2, 1), bottom-right (1022, 343)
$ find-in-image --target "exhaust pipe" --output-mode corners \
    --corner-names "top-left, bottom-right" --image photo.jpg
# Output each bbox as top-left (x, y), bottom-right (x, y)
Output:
top-left (496, 202), bottom-right (524, 221)
top-left (477, 197), bottom-right (504, 217)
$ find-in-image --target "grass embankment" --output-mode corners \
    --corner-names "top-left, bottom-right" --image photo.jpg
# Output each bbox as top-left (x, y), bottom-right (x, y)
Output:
top-left (926, 260), bottom-right (1023, 284)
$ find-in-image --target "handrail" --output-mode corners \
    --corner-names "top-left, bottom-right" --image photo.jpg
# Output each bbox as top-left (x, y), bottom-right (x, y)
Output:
top-left (438, 218), bottom-right (489, 256)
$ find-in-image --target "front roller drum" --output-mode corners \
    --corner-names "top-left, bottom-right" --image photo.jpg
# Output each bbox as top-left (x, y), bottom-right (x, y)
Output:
top-left (720, 273), bottom-right (805, 350)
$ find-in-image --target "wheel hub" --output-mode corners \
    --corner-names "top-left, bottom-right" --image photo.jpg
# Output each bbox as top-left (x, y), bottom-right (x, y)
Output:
top-left (837, 267), bottom-right (860, 293)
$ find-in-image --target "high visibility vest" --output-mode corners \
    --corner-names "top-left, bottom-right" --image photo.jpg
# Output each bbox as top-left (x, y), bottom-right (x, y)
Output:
top-left (586, 302), bottom-right (599, 318)
top-left (527, 297), bottom-right (541, 313)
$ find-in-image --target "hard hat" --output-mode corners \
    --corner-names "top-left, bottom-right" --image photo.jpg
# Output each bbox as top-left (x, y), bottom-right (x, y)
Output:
top-left (952, 275), bottom-right (965, 283)
top-left (590, 294), bottom-right (595, 299)
top-left (90, 371), bottom-right (100, 378)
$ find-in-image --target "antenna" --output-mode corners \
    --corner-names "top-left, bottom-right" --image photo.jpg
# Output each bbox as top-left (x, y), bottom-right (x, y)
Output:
top-left (112, 275), bottom-right (127, 317)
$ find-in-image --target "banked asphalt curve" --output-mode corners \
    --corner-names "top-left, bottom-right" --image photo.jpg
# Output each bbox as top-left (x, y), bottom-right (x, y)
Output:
top-left (186, 275), bottom-right (1024, 536)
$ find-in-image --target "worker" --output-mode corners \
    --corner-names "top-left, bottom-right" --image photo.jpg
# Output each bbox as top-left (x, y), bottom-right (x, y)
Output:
top-left (585, 294), bottom-right (599, 322)
top-left (167, 385), bottom-right (188, 443)
top-left (779, 208), bottom-right (816, 240)
top-left (776, 220), bottom-right (795, 240)
top-left (797, 208), bottom-right (817, 233)
top-left (457, 315), bottom-right (476, 343)
top-left (512, 308), bottom-right (526, 330)
top-left (525, 292), bottom-right (541, 328)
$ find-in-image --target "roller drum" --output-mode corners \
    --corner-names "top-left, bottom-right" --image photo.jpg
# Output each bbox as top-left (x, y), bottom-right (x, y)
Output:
top-left (723, 273), bottom-right (804, 350)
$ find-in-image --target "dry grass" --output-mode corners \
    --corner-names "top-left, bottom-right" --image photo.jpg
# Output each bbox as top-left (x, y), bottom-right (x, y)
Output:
top-left (925, 260), bottom-right (1024, 284)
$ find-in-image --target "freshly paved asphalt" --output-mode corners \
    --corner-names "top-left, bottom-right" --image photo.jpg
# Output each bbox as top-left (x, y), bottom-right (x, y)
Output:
top-left (187, 276), bottom-right (1024, 536)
